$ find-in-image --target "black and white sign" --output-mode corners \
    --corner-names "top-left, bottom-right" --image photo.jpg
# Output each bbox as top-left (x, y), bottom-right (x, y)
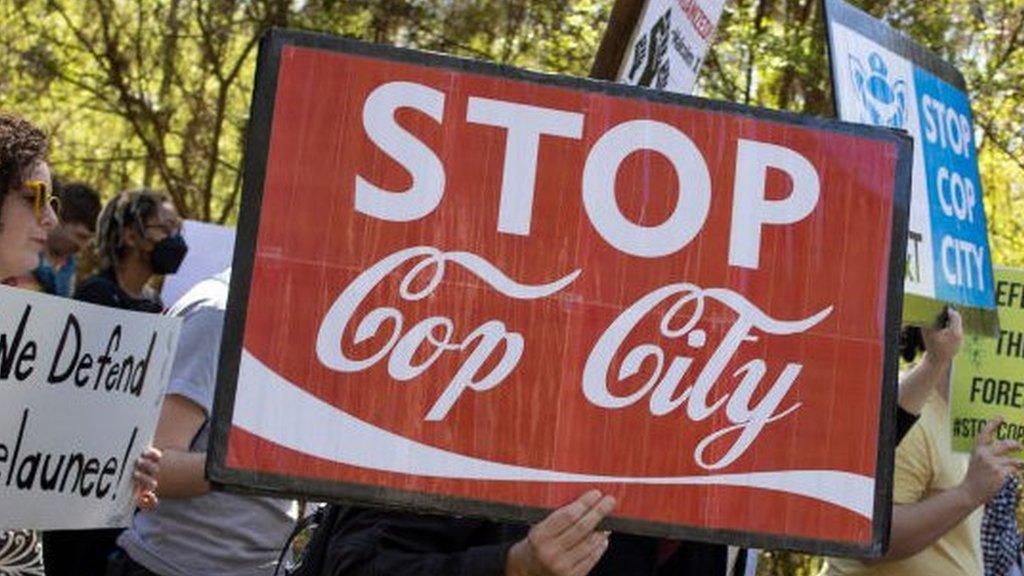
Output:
top-left (0, 287), bottom-right (180, 529)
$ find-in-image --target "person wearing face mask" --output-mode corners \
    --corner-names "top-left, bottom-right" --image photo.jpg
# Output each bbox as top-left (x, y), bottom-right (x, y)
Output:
top-left (73, 189), bottom-right (187, 313)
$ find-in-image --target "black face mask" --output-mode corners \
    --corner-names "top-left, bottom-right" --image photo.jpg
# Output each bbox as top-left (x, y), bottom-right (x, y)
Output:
top-left (150, 234), bottom-right (188, 275)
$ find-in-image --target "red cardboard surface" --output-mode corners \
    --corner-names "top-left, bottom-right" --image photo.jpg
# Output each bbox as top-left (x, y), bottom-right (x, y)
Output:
top-left (210, 31), bottom-right (911, 556)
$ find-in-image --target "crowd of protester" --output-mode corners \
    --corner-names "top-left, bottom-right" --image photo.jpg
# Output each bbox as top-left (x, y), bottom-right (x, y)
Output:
top-left (1, 109), bottom-right (1021, 576)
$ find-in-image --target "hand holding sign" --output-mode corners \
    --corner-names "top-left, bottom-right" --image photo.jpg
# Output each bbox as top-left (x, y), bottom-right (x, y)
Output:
top-left (506, 490), bottom-right (616, 576)
top-left (132, 447), bottom-right (162, 510)
top-left (921, 308), bottom-right (963, 366)
top-left (896, 309), bottom-right (963, 418)
top-left (959, 417), bottom-right (1022, 507)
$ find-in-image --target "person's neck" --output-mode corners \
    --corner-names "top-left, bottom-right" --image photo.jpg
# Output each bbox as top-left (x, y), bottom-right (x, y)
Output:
top-left (114, 259), bottom-right (151, 298)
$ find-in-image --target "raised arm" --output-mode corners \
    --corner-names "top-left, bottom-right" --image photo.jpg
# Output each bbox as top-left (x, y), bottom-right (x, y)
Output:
top-left (884, 418), bottom-right (1020, 561)
top-left (897, 309), bottom-right (962, 416)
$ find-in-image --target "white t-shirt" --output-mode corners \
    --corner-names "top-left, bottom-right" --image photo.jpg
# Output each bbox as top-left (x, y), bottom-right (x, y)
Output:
top-left (118, 271), bottom-right (297, 576)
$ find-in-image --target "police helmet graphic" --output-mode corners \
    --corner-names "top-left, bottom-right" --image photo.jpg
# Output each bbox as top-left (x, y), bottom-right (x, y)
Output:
top-left (849, 52), bottom-right (907, 128)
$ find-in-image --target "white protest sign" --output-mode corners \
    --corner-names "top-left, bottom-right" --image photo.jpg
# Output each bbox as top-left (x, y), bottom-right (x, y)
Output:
top-left (0, 286), bottom-right (180, 529)
top-left (161, 219), bottom-right (236, 307)
top-left (615, 0), bottom-right (726, 93)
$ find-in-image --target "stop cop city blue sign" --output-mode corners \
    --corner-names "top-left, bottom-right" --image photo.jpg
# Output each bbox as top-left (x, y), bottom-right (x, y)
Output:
top-left (824, 0), bottom-right (998, 333)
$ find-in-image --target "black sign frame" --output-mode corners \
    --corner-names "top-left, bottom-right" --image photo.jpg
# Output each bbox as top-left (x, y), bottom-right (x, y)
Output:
top-left (208, 27), bottom-right (913, 558)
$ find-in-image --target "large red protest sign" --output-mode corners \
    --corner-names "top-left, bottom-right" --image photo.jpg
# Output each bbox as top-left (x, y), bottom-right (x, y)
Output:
top-left (209, 30), bottom-right (911, 555)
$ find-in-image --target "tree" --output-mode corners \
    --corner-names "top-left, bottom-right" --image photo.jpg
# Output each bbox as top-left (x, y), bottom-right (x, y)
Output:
top-left (5, 0), bottom-right (1018, 262)
top-left (0, 0), bottom-right (609, 222)
top-left (1, 0), bottom-right (297, 222)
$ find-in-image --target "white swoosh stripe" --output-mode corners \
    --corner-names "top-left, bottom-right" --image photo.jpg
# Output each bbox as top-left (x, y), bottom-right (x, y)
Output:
top-left (444, 250), bottom-right (581, 298)
top-left (233, 350), bottom-right (874, 519)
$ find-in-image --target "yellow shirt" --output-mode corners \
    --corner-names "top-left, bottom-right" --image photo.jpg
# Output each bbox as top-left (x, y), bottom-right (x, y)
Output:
top-left (829, 393), bottom-right (982, 575)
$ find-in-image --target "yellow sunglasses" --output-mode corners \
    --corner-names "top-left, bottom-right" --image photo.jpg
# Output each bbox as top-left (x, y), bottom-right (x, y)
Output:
top-left (22, 180), bottom-right (61, 221)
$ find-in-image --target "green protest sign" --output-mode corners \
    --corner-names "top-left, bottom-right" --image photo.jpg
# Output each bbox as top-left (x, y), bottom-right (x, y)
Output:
top-left (951, 267), bottom-right (1024, 452)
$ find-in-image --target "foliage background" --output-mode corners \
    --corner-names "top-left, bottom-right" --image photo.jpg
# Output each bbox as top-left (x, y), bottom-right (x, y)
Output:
top-left (2, 0), bottom-right (1020, 261)
top-left (2, 1), bottom-right (1021, 573)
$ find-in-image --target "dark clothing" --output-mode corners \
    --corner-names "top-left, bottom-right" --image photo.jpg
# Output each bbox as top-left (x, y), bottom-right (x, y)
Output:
top-left (105, 549), bottom-right (161, 576)
top-left (74, 267), bottom-right (163, 313)
top-left (44, 529), bottom-right (122, 576)
top-left (896, 405), bottom-right (919, 446)
top-left (321, 509), bottom-right (513, 576)
top-left (656, 540), bottom-right (730, 575)
top-left (320, 507), bottom-right (727, 576)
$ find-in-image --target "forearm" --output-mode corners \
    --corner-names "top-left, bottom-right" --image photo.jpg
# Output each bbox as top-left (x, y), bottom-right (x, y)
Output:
top-left (154, 449), bottom-right (210, 498)
top-left (883, 486), bottom-right (977, 561)
top-left (897, 353), bottom-right (949, 415)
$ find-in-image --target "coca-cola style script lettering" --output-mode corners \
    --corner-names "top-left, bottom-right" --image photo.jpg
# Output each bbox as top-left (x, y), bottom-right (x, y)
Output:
top-left (213, 36), bottom-right (909, 554)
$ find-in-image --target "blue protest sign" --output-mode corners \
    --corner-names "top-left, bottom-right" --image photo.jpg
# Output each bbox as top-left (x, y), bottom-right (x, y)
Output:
top-left (824, 0), bottom-right (997, 333)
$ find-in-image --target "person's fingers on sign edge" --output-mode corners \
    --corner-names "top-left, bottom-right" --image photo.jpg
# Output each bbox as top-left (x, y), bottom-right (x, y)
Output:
top-left (556, 498), bottom-right (615, 572)
top-left (979, 417), bottom-right (1004, 447)
top-left (534, 489), bottom-right (603, 540)
top-left (569, 531), bottom-right (611, 576)
top-left (555, 493), bottom-right (616, 549)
